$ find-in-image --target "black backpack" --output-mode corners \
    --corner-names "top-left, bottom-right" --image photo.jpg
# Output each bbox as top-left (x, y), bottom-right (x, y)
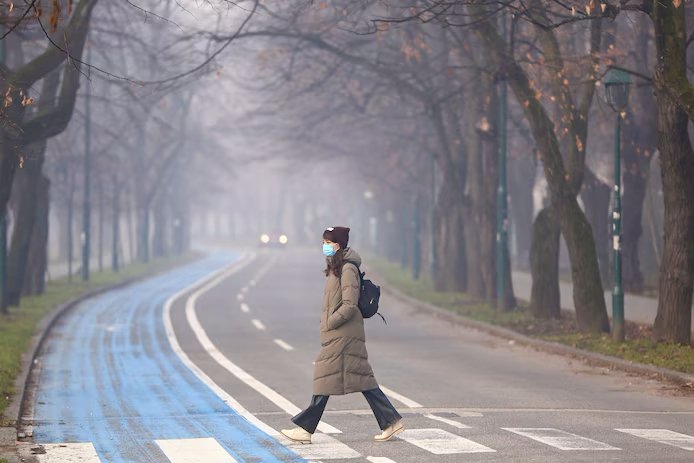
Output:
top-left (353, 265), bottom-right (386, 324)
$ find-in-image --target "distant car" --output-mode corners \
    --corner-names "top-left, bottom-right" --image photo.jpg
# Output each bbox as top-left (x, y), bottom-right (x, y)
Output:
top-left (259, 233), bottom-right (289, 248)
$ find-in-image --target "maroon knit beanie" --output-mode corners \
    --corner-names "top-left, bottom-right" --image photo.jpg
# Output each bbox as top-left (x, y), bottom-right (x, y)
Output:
top-left (323, 226), bottom-right (350, 249)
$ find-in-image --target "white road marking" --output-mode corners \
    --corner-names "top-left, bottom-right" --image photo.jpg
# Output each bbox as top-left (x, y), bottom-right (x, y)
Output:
top-left (503, 428), bottom-right (620, 450)
top-left (249, 280), bottom-right (257, 287)
top-left (274, 339), bottom-right (294, 351)
top-left (164, 255), bottom-right (277, 438)
top-left (616, 429), bottom-right (694, 451)
top-left (156, 437), bottom-right (237, 463)
top-left (183, 262), bottom-right (341, 435)
top-left (366, 457), bottom-right (398, 463)
top-left (380, 385), bottom-right (423, 408)
top-left (241, 286), bottom-right (249, 293)
top-left (240, 303), bottom-right (250, 313)
top-left (287, 433), bottom-right (359, 460)
top-left (423, 413), bottom-right (471, 429)
top-left (163, 255), bottom-right (347, 461)
top-left (397, 428), bottom-right (495, 454)
top-left (236, 293), bottom-right (244, 301)
top-left (37, 443), bottom-right (101, 462)
top-left (251, 319), bottom-right (266, 331)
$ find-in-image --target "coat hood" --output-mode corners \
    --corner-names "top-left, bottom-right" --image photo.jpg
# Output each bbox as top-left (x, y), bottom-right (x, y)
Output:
top-left (342, 247), bottom-right (362, 268)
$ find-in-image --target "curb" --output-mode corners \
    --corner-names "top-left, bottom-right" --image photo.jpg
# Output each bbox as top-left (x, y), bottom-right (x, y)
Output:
top-left (1, 257), bottom-right (200, 442)
top-left (379, 280), bottom-right (694, 388)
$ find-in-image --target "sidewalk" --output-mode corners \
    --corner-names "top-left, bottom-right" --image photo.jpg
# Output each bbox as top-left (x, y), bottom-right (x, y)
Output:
top-left (512, 271), bottom-right (694, 331)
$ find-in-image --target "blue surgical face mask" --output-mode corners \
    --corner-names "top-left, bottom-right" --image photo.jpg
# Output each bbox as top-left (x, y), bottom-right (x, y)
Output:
top-left (322, 243), bottom-right (337, 257)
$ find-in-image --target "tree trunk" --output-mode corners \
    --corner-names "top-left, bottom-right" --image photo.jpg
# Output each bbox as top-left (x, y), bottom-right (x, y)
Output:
top-left (651, 2), bottom-right (694, 344)
top-left (434, 169), bottom-right (467, 292)
top-left (530, 207), bottom-right (560, 318)
top-left (581, 169), bottom-right (611, 286)
top-left (508, 154), bottom-right (535, 270)
top-left (152, 193), bottom-right (168, 258)
top-left (465, 93), bottom-right (493, 300)
top-left (473, 10), bottom-right (609, 332)
top-left (621, 98), bottom-right (657, 293)
top-left (24, 175), bottom-right (50, 296)
top-left (67, 174), bottom-right (75, 282)
top-left (7, 140), bottom-right (47, 305)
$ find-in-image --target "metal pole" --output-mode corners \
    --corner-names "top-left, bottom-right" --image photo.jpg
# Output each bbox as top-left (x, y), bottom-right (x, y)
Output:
top-left (112, 176), bottom-right (120, 272)
top-left (496, 13), bottom-right (509, 310)
top-left (413, 195), bottom-right (421, 280)
top-left (0, 214), bottom-right (7, 313)
top-left (430, 154), bottom-right (437, 281)
top-left (612, 112), bottom-right (624, 341)
top-left (0, 39), bottom-right (7, 313)
top-left (81, 44), bottom-right (92, 281)
top-left (98, 181), bottom-right (103, 272)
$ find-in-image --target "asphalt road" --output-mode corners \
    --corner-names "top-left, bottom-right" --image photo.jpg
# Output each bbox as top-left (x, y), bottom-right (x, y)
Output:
top-left (24, 249), bottom-right (694, 462)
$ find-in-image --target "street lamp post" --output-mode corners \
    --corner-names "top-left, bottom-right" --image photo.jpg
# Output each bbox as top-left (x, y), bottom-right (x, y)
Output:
top-left (0, 39), bottom-right (7, 313)
top-left (430, 154), bottom-right (437, 281)
top-left (496, 13), bottom-right (509, 310)
top-left (603, 67), bottom-right (632, 342)
top-left (82, 43), bottom-right (92, 281)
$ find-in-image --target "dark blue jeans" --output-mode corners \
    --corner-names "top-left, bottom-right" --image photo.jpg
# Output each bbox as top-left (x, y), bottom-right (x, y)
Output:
top-left (291, 387), bottom-right (401, 433)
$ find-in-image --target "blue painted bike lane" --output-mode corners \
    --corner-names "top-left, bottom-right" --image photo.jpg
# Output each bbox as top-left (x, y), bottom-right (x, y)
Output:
top-left (31, 253), bottom-right (306, 463)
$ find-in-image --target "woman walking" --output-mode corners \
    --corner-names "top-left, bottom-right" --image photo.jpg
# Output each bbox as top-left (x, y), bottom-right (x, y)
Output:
top-left (281, 226), bottom-right (404, 444)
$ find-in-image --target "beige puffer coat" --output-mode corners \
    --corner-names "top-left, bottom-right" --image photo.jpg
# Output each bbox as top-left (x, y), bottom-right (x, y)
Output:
top-left (313, 248), bottom-right (378, 395)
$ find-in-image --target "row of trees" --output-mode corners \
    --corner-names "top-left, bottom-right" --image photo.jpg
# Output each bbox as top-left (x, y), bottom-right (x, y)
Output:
top-left (0, 1), bottom-right (257, 311)
top-left (1, 0), bottom-right (691, 346)
top-left (211, 0), bottom-right (691, 343)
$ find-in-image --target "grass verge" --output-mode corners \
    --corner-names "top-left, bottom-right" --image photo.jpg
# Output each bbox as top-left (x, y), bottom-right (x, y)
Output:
top-left (0, 254), bottom-right (197, 419)
top-left (370, 258), bottom-right (694, 377)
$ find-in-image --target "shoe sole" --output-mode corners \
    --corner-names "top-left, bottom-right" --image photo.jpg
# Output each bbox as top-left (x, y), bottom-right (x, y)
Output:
top-left (374, 425), bottom-right (405, 442)
top-left (280, 431), bottom-right (311, 445)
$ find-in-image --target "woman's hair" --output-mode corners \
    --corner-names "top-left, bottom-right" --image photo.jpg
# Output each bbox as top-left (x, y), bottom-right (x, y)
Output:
top-left (324, 248), bottom-right (345, 278)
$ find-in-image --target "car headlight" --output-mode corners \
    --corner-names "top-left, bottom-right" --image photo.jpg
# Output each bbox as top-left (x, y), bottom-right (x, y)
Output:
top-left (260, 234), bottom-right (270, 244)
top-left (279, 235), bottom-right (288, 245)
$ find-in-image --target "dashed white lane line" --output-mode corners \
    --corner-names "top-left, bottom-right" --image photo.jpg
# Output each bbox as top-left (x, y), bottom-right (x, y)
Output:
top-left (398, 428), bottom-right (495, 454)
top-left (380, 385), bottom-right (422, 408)
top-left (274, 339), bottom-right (294, 351)
top-left (366, 457), bottom-right (397, 463)
top-left (503, 428), bottom-right (620, 450)
top-left (249, 279), bottom-right (257, 287)
top-left (156, 437), bottom-right (237, 463)
top-left (183, 263), bottom-right (341, 435)
top-left (240, 303), bottom-right (250, 313)
top-left (616, 429), bottom-right (694, 451)
top-left (241, 286), bottom-right (249, 293)
top-left (236, 293), bottom-right (244, 301)
top-left (251, 319), bottom-right (266, 331)
top-left (37, 443), bottom-right (102, 462)
top-left (423, 413), bottom-right (471, 429)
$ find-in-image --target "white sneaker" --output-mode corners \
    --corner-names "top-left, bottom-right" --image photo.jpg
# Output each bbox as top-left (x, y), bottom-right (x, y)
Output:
top-left (281, 427), bottom-right (312, 444)
top-left (374, 420), bottom-right (404, 442)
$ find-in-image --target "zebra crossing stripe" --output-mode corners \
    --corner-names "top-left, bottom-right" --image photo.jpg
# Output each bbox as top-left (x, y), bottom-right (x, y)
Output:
top-left (380, 385), bottom-right (422, 408)
top-left (286, 433), bottom-right (360, 460)
top-left (616, 429), bottom-right (694, 451)
top-left (366, 457), bottom-right (398, 463)
top-left (503, 428), bottom-right (620, 450)
top-left (397, 428), bottom-right (495, 454)
top-left (37, 443), bottom-right (101, 462)
top-left (423, 413), bottom-right (471, 429)
top-left (156, 437), bottom-right (237, 462)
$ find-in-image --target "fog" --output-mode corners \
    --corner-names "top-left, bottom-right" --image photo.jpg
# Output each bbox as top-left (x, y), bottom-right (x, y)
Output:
top-left (1, 0), bottom-right (682, 338)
